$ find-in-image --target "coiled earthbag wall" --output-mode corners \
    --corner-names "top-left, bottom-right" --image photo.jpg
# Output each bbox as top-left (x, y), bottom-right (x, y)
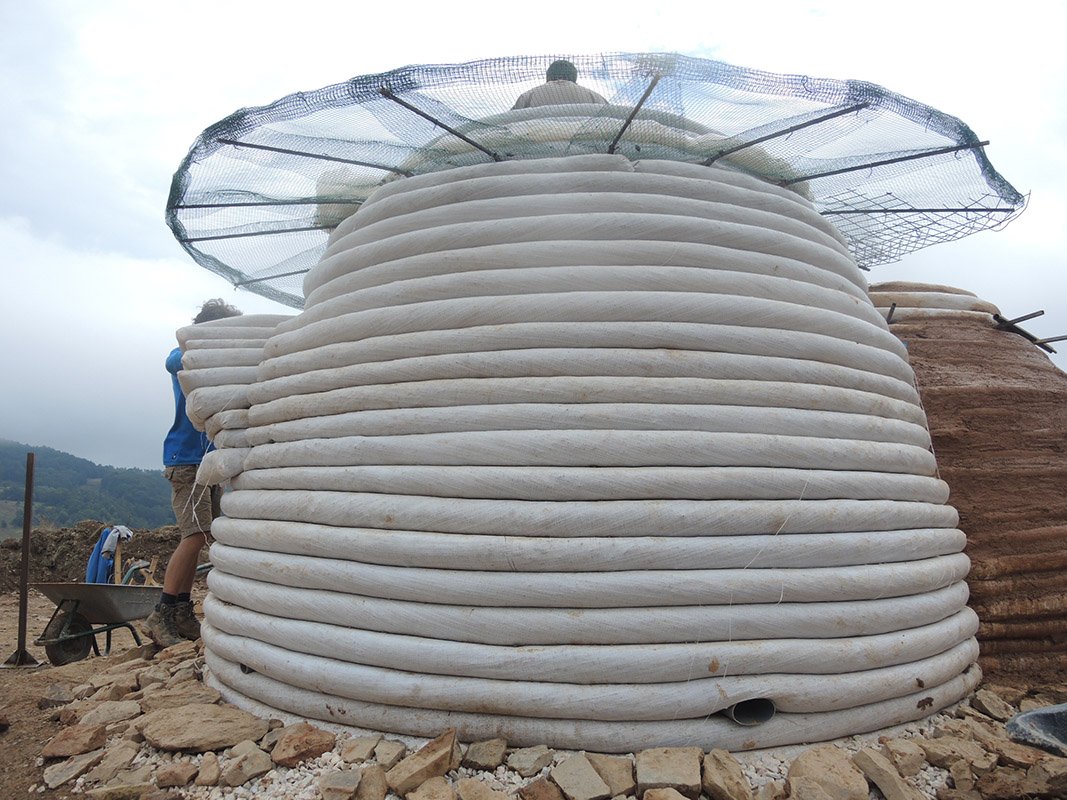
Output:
top-left (868, 282), bottom-right (1000, 324)
top-left (200, 154), bottom-right (979, 750)
top-left (174, 314), bottom-right (295, 460)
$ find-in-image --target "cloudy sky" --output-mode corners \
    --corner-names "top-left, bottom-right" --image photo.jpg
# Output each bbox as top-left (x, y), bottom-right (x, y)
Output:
top-left (1, 1), bottom-right (1064, 470)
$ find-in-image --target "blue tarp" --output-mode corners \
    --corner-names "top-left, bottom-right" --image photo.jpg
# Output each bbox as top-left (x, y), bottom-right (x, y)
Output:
top-left (84, 527), bottom-right (114, 584)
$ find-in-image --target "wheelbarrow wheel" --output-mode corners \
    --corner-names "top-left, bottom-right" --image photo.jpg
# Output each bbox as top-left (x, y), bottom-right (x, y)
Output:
top-left (44, 613), bottom-right (93, 666)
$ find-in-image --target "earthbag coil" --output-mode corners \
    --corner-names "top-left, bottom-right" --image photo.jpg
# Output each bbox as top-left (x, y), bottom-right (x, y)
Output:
top-left (197, 154), bottom-right (979, 751)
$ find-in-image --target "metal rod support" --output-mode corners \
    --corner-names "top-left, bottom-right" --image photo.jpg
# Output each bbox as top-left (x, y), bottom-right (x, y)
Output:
top-left (703, 102), bottom-right (870, 166)
top-left (608, 75), bottom-right (661, 155)
top-left (3, 452), bottom-right (40, 668)
top-left (822, 207), bottom-right (1015, 215)
top-left (174, 200), bottom-right (363, 210)
top-left (1035, 335), bottom-right (1067, 345)
top-left (992, 313), bottom-right (1058, 354)
top-left (782, 140), bottom-right (990, 185)
top-left (885, 302), bottom-right (897, 324)
top-left (215, 138), bottom-right (411, 176)
top-left (234, 268), bottom-right (312, 288)
top-left (181, 226), bottom-right (333, 243)
top-left (1003, 310), bottom-right (1045, 325)
top-left (379, 88), bottom-right (501, 162)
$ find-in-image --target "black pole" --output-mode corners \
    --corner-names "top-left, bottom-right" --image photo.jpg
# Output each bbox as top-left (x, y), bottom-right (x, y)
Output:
top-left (822, 207), bottom-right (1015, 215)
top-left (703, 102), bottom-right (870, 166)
top-left (233, 268), bottom-right (313, 288)
top-left (215, 138), bottom-right (412, 176)
top-left (992, 313), bottom-right (1058, 354)
top-left (1001, 310), bottom-right (1045, 326)
top-left (781, 141), bottom-right (990, 186)
top-left (608, 75), bottom-right (661, 155)
top-left (3, 452), bottom-right (40, 667)
top-left (180, 225), bottom-right (334, 244)
top-left (378, 88), bottom-right (502, 162)
top-left (173, 199), bottom-right (364, 210)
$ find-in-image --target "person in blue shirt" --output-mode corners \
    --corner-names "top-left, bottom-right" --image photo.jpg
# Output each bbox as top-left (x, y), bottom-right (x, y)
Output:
top-left (144, 298), bottom-right (241, 647)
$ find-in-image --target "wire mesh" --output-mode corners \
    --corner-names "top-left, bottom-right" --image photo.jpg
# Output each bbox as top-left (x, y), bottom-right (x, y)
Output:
top-left (167, 52), bottom-right (1024, 308)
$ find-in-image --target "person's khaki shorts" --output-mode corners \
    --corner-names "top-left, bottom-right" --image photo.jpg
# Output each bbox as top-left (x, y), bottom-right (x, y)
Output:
top-left (164, 465), bottom-right (222, 539)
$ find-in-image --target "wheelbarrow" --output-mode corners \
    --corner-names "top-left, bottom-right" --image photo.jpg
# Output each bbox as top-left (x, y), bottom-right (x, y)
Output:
top-left (32, 581), bottom-right (162, 666)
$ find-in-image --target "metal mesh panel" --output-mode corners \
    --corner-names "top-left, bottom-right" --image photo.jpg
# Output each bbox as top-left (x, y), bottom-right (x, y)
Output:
top-left (167, 52), bottom-right (1024, 308)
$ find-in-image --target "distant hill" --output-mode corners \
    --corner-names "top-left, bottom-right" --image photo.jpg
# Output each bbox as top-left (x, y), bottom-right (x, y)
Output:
top-left (0, 439), bottom-right (172, 536)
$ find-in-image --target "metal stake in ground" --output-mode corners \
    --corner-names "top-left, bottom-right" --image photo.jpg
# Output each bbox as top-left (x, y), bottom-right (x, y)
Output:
top-left (2, 452), bottom-right (41, 668)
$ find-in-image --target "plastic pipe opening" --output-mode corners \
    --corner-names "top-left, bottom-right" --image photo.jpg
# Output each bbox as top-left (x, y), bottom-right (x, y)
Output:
top-left (723, 698), bottom-right (777, 726)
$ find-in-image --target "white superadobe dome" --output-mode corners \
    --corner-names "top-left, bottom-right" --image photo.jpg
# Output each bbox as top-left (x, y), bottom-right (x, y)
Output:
top-left (164, 52), bottom-right (1028, 751)
top-left (177, 151), bottom-right (978, 751)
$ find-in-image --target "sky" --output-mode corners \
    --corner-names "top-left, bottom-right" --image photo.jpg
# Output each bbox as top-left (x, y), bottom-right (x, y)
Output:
top-left (1, 1), bottom-right (1064, 470)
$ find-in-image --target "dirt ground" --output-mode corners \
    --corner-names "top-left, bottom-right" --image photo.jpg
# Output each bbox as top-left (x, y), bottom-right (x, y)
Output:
top-left (0, 523), bottom-right (210, 800)
top-left (0, 588), bottom-right (138, 798)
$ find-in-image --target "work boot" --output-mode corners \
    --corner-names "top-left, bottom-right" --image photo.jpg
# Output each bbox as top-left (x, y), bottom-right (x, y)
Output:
top-left (174, 601), bottom-right (202, 641)
top-left (143, 603), bottom-right (183, 648)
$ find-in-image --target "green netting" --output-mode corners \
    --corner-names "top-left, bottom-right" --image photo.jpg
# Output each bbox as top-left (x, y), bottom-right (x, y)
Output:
top-left (166, 52), bottom-right (1024, 309)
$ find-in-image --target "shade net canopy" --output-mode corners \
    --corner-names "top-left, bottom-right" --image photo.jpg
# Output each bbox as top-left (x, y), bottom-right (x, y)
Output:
top-left (166, 52), bottom-right (1024, 309)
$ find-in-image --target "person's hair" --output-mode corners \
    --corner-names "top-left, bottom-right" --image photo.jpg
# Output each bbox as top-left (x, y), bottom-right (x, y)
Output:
top-left (193, 298), bottom-right (242, 324)
top-left (546, 60), bottom-right (578, 83)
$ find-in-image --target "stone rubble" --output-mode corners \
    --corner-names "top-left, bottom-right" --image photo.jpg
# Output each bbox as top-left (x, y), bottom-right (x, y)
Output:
top-left (969, 691), bottom-right (1013, 724)
top-left (586, 753), bottom-right (637, 798)
top-left (386, 729), bottom-right (459, 796)
top-left (140, 703), bottom-right (269, 752)
top-left (376, 739), bottom-right (411, 770)
top-left (700, 749), bottom-right (751, 800)
top-left (155, 760), bottom-right (199, 788)
top-left (753, 780), bottom-right (784, 800)
top-left (881, 739), bottom-right (926, 777)
top-left (549, 753), bottom-right (612, 800)
top-left (508, 745), bottom-right (557, 778)
top-left (344, 735), bottom-right (385, 764)
top-left (519, 776), bottom-right (566, 800)
top-left (786, 746), bottom-right (868, 800)
top-left (83, 740), bottom-right (140, 784)
top-left (358, 763), bottom-right (391, 800)
top-left (23, 637), bottom-right (1067, 800)
top-left (463, 739), bottom-right (509, 772)
top-left (43, 748), bottom-right (106, 789)
top-left (635, 748), bottom-right (703, 799)
top-left (407, 775), bottom-right (454, 800)
top-left (469, 776), bottom-right (522, 800)
top-left (80, 700), bottom-right (144, 727)
top-left (272, 722), bottom-right (338, 768)
top-left (194, 751), bottom-right (220, 786)
top-left (220, 743), bottom-right (273, 787)
top-left (643, 789), bottom-right (689, 800)
top-left (39, 681), bottom-right (77, 708)
top-left (42, 722), bottom-right (109, 758)
top-left (851, 749), bottom-right (925, 800)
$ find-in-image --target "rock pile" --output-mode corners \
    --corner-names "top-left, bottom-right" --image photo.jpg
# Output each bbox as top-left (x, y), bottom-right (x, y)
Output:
top-left (25, 640), bottom-right (1067, 799)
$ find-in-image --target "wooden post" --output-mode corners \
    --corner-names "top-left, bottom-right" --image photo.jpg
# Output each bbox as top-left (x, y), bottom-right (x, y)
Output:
top-left (2, 453), bottom-right (41, 667)
top-left (113, 540), bottom-right (123, 585)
